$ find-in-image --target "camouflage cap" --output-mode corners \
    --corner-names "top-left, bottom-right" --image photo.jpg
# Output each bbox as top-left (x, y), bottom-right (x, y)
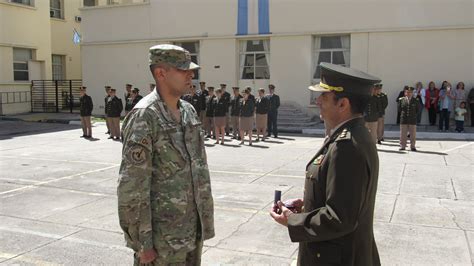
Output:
top-left (149, 44), bottom-right (200, 70)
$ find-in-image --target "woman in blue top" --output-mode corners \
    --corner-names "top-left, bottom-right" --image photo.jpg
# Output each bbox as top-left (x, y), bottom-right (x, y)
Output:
top-left (438, 81), bottom-right (454, 131)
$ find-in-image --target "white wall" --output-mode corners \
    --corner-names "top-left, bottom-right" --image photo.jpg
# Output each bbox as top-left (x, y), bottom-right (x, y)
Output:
top-left (366, 28), bottom-right (474, 124)
top-left (81, 1), bottom-right (474, 123)
top-left (200, 39), bottom-right (237, 88)
top-left (269, 35), bottom-right (312, 108)
top-left (82, 42), bottom-right (156, 114)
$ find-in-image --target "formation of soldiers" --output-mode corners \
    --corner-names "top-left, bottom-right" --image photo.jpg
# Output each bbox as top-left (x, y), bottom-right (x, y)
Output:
top-left (364, 84), bottom-right (422, 151)
top-left (181, 82), bottom-right (280, 145)
top-left (102, 84), bottom-right (143, 140)
top-left (116, 44), bottom-right (383, 265)
top-left (364, 83), bottom-right (388, 144)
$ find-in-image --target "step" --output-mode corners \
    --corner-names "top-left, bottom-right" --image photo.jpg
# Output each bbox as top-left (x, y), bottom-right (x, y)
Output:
top-left (278, 117), bottom-right (314, 123)
top-left (278, 121), bottom-right (321, 127)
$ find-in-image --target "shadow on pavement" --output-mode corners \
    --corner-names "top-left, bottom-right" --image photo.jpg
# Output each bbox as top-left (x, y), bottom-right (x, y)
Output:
top-left (0, 121), bottom-right (81, 140)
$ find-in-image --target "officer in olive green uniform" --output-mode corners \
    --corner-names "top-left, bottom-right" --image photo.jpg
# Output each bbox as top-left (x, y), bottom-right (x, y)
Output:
top-left (375, 84), bottom-right (388, 144)
top-left (364, 87), bottom-right (380, 143)
top-left (398, 86), bottom-right (419, 151)
top-left (271, 63), bottom-right (381, 266)
top-left (118, 44), bottom-right (214, 266)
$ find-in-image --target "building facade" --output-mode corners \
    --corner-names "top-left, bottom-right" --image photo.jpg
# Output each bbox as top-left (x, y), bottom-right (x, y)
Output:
top-left (80, 0), bottom-right (473, 123)
top-left (0, 0), bottom-right (82, 115)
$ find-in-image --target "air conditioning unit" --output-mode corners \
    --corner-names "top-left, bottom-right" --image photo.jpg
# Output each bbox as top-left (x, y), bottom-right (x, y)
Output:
top-left (75, 16), bottom-right (82, 22)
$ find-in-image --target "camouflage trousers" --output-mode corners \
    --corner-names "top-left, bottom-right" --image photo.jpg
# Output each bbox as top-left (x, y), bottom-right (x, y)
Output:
top-left (133, 240), bottom-right (203, 266)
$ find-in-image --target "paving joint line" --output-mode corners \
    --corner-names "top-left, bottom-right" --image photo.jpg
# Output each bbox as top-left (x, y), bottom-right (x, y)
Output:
top-left (212, 210), bottom-right (260, 249)
top-left (250, 148), bottom-right (313, 184)
top-left (39, 196), bottom-right (109, 221)
top-left (438, 199), bottom-right (463, 231)
top-left (0, 228), bottom-right (84, 264)
top-left (0, 165), bottom-right (118, 196)
top-left (0, 155), bottom-right (119, 166)
top-left (207, 246), bottom-right (294, 260)
top-left (463, 230), bottom-right (474, 265)
top-left (450, 178), bottom-right (458, 201)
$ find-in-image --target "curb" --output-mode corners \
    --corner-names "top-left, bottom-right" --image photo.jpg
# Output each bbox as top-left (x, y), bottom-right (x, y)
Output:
top-left (301, 128), bottom-right (474, 140)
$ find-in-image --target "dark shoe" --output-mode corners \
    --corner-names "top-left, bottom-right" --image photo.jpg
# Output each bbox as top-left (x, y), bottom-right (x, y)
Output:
top-left (237, 137), bottom-right (242, 141)
top-left (108, 136), bottom-right (113, 139)
top-left (105, 131), bottom-right (110, 134)
top-left (85, 135), bottom-right (92, 139)
top-left (399, 147), bottom-right (406, 151)
top-left (267, 134), bottom-right (271, 137)
top-left (274, 135), bottom-right (278, 138)
top-left (381, 138), bottom-right (385, 141)
top-left (225, 133), bottom-right (229, 136)
top-left (411, 147), bottom-right (417, 152)
top-left (80, 135), bottom-right (86, 138)
top-left (249, 143), bottom-right (253, 146)
top-left (377, 140), bottom-right (382, 144)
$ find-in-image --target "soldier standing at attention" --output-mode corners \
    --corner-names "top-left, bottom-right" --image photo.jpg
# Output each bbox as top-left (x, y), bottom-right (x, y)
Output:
top-left (79, 86), bottom-right (93, 139)
top-left (107, 88), bottom-right (123, 140)
top-left (118, 44), bottom-right (214, 265)
top-left (104, 86), bottom-right (112, 135)
top-left (267, 84), bottom-right (280, 138)
top-left (255, 88), bottom-right (270, 141)
top-left (198, 81), bottom-right (208, 122)
top-left (130, 88), bottom-right (143, 110)
top-left (124, 84), bottom-right (133, 115)
top-left (364, 86), bottom-right (380, 143)
top-left (270, 62), bottom-right (381, 266)
top-left (239, 88), bottom-right (255, 146)
top-left (398, 87), bottom-right (418, 151)
top-left (230, 87), bottom-right (243, 140)
top-left (213, 88), bottom-right (227, 145)
top-left (188, 85), bottom-right (202, 118)
top-left (205, 87), bottom-right (216, 139)
top-left (375, 84), bottom-right (388, 144)
top-left (220, 84), bottom-right (231, 136)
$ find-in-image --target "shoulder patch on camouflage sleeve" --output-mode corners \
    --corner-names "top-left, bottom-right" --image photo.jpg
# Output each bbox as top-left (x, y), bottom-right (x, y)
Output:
top-left (125, 143), bottom-right (149, 166)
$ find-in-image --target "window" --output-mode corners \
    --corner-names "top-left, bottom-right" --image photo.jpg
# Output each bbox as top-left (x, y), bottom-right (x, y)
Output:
top-left (52, 55), bottom-right (65, 80)
top-left (13, 48), bottom-right (32, 81)
top-left (313, 35), bottom-right (350, 79)
top-left (173, 41), bottom-right (200, 80)
top-left (239, 40), bottom-right (270, 80)
top-left (83, 0), bottom-right (97, 6)
top-left (10, 0), bottom-right (33, 6)
top-left (50, 0), bottom-right (63, 19)
top-left (311, 35), bottom-right (350, 104)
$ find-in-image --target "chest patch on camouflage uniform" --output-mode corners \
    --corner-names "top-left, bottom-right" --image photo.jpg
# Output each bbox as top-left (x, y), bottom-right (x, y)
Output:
top-left (126, 144), bottom-right (148, 166)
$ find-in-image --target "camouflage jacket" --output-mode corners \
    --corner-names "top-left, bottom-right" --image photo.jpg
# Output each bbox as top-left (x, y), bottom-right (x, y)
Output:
top-left (118, 89), bottom-right (215, 254)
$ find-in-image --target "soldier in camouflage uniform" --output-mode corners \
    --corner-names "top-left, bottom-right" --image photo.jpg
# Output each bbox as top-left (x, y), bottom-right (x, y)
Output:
top-left (118, 44), bottom-right (215, 266)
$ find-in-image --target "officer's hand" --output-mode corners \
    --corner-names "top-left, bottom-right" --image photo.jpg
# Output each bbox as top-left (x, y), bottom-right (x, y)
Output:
top-left (284, 198), bottom-right (304, 213)
top-left (270, 201), bottom-right (293, 227)
top-left (139, 249), bottom-right (157, 264)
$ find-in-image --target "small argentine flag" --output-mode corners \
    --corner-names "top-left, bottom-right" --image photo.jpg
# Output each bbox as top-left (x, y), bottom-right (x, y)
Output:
top-left (73, 28), bottom-right (81, 44)
top-left (237, 0), bottom-right (270, 35)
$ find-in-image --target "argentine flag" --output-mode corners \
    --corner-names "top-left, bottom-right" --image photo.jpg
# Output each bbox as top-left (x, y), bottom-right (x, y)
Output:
top-left (237, 0), bottom-right (270, 35)
top-left (73, 29), bottom-right (81, 44)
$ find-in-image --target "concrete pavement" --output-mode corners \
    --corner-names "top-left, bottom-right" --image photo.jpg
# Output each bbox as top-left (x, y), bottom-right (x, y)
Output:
top-left (0, 121), bottom-right (473, 265)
